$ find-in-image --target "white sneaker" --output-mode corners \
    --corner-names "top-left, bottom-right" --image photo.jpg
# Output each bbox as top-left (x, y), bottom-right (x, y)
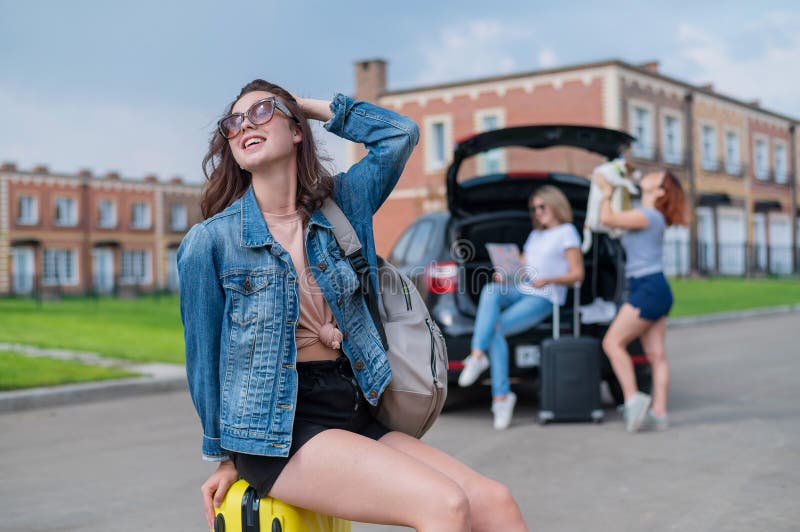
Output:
top-left (491, 392), bottom-right (517, 430)
top-left (623, 392), bottom-right (652, 433)
top-left (458, 354), bottom-right (490, 387)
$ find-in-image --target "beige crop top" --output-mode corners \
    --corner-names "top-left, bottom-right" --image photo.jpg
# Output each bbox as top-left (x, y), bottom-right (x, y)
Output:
top-left (262, 210), bottom-right (342, 362)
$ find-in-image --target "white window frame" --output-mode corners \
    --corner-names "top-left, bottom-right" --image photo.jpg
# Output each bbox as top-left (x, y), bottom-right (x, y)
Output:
top-left (716, 207), bottom-right (746, 275)
top-left (699, 121), bottom-right (718, 171)
top-left (17, 195), bottom-right (38, 225)
top-left (773, 140), bottom-right (788, 184)
top-left (98, 199), bottom-right (117, 229)
top-left (424, 114), bottom-right (453, 173)
top-left (724, 128), bottom-right (742, 176)
top-left (474, 108), bottom-right (507, 175)
top-left (628, 100), bottom-right (655, 159)
top-left (170, 203), bottom-right (188, 231)
top-left (120, 250), bottom-right (152, 285)
top-left (768, 212), bottom-right (792, 274)
top-left (131, 202), bottom-right (152, 230)
top-left (54, 197), bottom-right (78, 227)
top-left (659, 109), bottom-right (683, 165)
top-left (166, 248), bottom-right (180, 292)
top-left (43, 248), bottom-right (79, 286)
top-left (753, 134), bottom-right (769, 181)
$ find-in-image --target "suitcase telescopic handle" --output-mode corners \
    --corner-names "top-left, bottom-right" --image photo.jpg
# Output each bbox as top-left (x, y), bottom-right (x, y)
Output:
top-left (551, 282), bottom-right (581, 340)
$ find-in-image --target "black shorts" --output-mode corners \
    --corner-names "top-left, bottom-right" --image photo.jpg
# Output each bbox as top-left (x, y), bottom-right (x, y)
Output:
top-left (230, 357), bottom-right (389, 497)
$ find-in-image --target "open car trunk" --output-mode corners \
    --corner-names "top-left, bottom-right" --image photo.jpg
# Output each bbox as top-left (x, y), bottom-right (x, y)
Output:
top-left (450, 203), bottom-right (626, 318)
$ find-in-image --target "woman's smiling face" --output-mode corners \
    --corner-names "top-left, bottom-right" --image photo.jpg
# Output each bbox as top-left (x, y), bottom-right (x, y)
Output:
top-left (228, 90), bottom-right (302, 173)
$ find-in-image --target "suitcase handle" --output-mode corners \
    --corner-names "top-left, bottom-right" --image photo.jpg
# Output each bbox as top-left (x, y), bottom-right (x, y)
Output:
top-left (551, 282), bottom-right (581, 340)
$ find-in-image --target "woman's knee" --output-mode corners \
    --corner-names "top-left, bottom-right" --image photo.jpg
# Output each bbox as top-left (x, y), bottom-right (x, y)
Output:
top-left (417, 481), bottom-right (471, 529)
top-left (469, 478), bottom-right (515, 510)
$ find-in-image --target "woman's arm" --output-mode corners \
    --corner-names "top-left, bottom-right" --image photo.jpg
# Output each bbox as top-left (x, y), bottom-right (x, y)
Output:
top-left (531, 247), bottom-right (585, 287)
top-left (596, 174), bottom-right (649, 230)
top-left (297, 97), bottom-right (333, 122)
top-left (321, 94), bottom-right (420, 216)
top-left (177, 224), bottom-right (228, 462)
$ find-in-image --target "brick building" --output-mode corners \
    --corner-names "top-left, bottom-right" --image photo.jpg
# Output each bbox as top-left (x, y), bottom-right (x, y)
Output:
top-left (353, 58), bottom-right (799, 276)
top-left (0, 164), bottom-right (202, 296)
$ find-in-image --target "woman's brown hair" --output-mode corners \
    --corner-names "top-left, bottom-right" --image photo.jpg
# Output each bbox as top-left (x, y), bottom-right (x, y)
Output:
top-left (200, 80), bottom-right (334, 220)
top-left (655, 171), bottom-right (687, 226)
top-left (530, 185), bottom-right (574, 229)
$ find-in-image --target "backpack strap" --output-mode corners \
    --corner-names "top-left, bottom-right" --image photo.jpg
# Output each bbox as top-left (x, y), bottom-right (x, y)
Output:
top-left (321, 198), bottom-right (389, 351)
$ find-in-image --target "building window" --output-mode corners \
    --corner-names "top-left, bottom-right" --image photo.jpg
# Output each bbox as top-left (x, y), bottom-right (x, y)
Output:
top-left (98, 199), bottom-right (117, 228)
top-left (131, 202), bottom-right (151, 229)
top-left (700, 124), bottom-right (718, 171)
top-left (754, 137), bottom-right (769, 180)
top-left (724, 130), bottom-right (741, 175)
top-left (661, 113), bottom-right (682, 164)
top-left (121, 250), bottom-right (151, 284)
top-left (475, 109), bottom-right (506, 174)
top-left (55, 197), bottom-right (78, 226)
top-left (166, 248), bottom-right (180, 292)
top-left (17, 195), bottom-right (38, 225)
top-left (170, 204), bottom-right (188, 231)
top-left (43, 249), bottom-right (79, 286)
top-left (629, 105), bottom-right (654, 158)
top-left (424, 115), bottom-right (452, 173)
top-left (774, 142), bottom-right (788, 184)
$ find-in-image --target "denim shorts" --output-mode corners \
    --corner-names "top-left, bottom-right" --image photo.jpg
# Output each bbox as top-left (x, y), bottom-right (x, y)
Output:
top-left (231, 357), bottom-right (389, 497)
top-left (626, 272), bottom-right (674, 321)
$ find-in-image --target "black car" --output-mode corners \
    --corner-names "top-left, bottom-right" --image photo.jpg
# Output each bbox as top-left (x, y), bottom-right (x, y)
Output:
top-left (388, 125), bottom-right (651, 404)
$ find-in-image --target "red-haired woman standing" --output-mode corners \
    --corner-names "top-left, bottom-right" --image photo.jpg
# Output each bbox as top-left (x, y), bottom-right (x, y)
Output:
top-left (597, 171), bottom-right (687, 433)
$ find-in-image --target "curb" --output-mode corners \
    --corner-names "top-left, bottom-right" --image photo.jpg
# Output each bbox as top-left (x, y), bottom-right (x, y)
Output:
top-left (667, 304), bottom-right (800, 329)
top-left (0, 366), bottom-right (187, 414)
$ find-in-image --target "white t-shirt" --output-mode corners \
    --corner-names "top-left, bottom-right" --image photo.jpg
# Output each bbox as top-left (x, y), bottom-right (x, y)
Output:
top-left (517, 223), bottom-right (581, 305)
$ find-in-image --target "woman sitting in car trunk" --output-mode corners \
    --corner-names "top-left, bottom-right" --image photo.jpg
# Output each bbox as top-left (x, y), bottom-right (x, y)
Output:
top-left (458, 185), bottom-right (584, 429)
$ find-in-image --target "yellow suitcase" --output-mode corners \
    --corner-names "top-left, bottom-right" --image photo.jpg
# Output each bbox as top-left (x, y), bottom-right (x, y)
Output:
top-left (214, 479), bottom-right (351, 532)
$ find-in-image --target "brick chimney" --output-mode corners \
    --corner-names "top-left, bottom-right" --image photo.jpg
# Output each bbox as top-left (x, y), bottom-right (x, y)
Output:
top-left (169, 176), bottom-right (183, 185)
top-left (0, 162), bottom-right (17, 171)
top-left (144, 174), bottom-right (158, 183)
top-left (77, 168), bottom-right (93, 177)
top-left (749, 99), bottom-right (761, 108)
top-left (105, 171), bottom-right (121, 180)
top-left (354, 59), bottom-right (387, 102)
top-left (638, 61), bottom-right (660, 73)
top-left (32, 164), bottom-right (49, 174)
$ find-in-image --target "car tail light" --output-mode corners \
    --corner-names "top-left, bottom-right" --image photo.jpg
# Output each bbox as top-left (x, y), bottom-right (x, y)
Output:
top-left (426, 261), bottom-right (458, 294)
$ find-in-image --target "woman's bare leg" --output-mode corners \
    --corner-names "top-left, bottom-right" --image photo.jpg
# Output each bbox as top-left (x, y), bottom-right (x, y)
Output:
top-left (380, 431), bottom-right (529, 532)
top-left (640, 316), bottom-right (669, 415)
top-left (269, 429), bottom-right (470, 531)
top-left (602, 304), bottom-right (653, 401)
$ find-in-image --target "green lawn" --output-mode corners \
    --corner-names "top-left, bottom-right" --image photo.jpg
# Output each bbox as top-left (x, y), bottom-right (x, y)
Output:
top-left (669, 277), bottom-right (800, 317)
top-left (1, 279), bottom-right (799, 366)
top-left (0, 295), bottom-right (184, 363)
top-left (0, 351), bottom-right (139, 391)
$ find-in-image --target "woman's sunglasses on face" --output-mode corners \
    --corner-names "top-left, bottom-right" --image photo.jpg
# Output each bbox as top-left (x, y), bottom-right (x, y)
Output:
top-left (530, 203), bottom-right (547, 213)
top-left (217, 97), bottom-right (297, 140)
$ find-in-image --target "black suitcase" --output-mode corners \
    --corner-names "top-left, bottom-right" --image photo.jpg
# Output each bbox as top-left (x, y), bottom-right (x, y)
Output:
top-left (538, 336), bottom-right (603, 423)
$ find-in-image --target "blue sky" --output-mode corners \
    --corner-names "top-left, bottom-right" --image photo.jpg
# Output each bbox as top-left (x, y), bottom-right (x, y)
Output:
top-left (1, 0), bottom-right (797, 182)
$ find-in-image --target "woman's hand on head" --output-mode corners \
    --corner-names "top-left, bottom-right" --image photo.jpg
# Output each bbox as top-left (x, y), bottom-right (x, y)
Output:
top-left (294, 96), bottom-right (333, 122)
top-left (200, 459), bottom-right (238, 530)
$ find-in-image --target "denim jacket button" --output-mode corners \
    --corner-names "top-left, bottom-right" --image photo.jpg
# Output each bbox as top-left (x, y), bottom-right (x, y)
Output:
top-left (317, 262), bottom-right (327, 272)
top-left (355, 360), bottom-right (365, 370)
top-left (244, 278), bottom-right (252, 291)
top-left (337, 297), bottom-right (343, 306)
top-left (369, 390), bottom-right (378, 398)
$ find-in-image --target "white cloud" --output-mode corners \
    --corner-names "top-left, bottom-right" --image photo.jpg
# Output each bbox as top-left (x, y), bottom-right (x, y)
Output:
top-left (0, 88), bottom-right (349, 183)
top-left (415, 19), bottom-right (535, 85)
top-left (0, 87), bottom-right (211, 182)
top-left (537, 47), bottom-right (558, 68)
top-left (666, 12), bottom-right (800, 117)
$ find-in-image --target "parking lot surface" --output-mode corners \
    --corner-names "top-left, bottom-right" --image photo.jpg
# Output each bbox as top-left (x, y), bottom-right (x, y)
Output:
top-left (2, 313), bottom-right (798, 531)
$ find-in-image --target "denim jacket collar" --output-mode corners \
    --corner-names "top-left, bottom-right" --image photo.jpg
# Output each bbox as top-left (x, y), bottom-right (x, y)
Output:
top-left (239, 184), bottom-right (333, 248)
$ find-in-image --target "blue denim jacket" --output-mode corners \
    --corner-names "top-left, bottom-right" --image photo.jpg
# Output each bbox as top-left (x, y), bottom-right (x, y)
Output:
top-left (178, 94), bottom-right (419, 461)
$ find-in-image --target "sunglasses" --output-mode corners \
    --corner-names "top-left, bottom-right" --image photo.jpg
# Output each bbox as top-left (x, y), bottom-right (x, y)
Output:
top-left (217, 97), bottom-right (297, 140)
top-left (530, 204), bottom-right (547, 212)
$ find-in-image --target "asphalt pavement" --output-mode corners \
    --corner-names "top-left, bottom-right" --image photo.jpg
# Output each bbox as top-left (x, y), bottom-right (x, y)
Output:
top-left (1, 312), bottom-right (798, 531)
